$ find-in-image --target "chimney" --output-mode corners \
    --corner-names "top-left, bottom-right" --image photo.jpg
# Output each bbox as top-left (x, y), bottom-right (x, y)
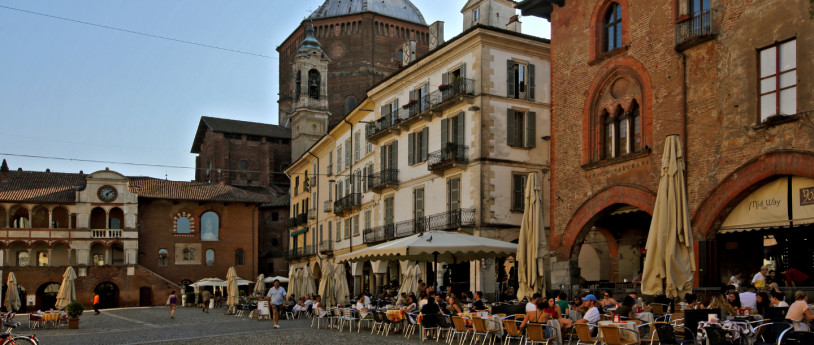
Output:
top-left (429, 21), bottom-right (445, 50)
top-left (401, 40), bottom-right (417, 67)
top-left (0, 159), bottom-right (8, 182)
top-left (506, 15), bottom-right (522, 33)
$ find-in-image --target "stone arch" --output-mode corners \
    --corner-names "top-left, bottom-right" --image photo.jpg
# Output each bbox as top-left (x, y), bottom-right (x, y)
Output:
top-left (31, 241), bottom-right (49, 266)
top-left (111, 242), bottom-right (124, 265)
top-left (51, 242), bottom-right (70, 266)
top-left (582, 58), bottom-right (654, 164)
top-left (9, 205), bottom-right (29, 228)
top-left (108, 207), bottom-right (124, 229)
top-left (90, 242), bottom-right (107, 266)
top-left (31, 206), bottom-right (49, 228)
top-left (556, 184), bottom-right (656, 260)
top-left (90, 207), bottom-right (106, 229)
top-left (51, 206), bottom-right (69, 228)
top-left (693, 150), bottom-right (814, 239)
top-left (8, 241), bottom-right (29, 266)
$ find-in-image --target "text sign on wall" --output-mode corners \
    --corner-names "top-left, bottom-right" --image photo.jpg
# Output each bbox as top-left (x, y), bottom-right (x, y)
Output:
top-left (800, 186), bottom-right (814, 206)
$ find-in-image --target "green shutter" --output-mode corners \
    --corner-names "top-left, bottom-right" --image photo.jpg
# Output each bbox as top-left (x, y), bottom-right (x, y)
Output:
top-left (441, 118), bottom-right (448, 145)
top-left (507, 109), bottom-right (516, 146)
top-left (526, 112), bottom-right (537, 148)
top-left (421, 127), bottom-right (429, 162)
top-left (507, 60), bottom-right (516, 99)
top-left (460, 63), bottom-right (467, 79)
top-left (408, 132), bottom-right (415, 165)
top-left (391, 140), bottom-right (398, 170)
top-left (528, 64), bottom-right (536, 101)
top-left (456, 112), bottom-right (465, 146)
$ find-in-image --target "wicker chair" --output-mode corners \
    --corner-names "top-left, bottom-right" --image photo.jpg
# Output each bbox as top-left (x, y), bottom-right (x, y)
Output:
top-left (525, 323), bottom-right (555, 345)
top-left (470, 316), bottom-right (498, 345)
top-left (599, 325), bottom-right (637, 345)
top-left (450, 316), bottom-right (473, 345)
top-left (501, 319), bottom-right (523, 345)
top-left (573, 323), bottom-right (600, 345)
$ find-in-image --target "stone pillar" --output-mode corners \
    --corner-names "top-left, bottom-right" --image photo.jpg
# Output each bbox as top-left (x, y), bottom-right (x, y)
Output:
top-left (105, 212), bottom-right (110, 230)
top-left (105, 247), bottom-right (111, 265)
top-left (48, 209), bottom-right (53, 229)
top-left (0, 249), bottom-right (5, 267)
top-left (352, 275), bottom-right (362, 297)
top-left (67, 249), bottom-right (72, 266)
top-left (374, 273), bottom-right (385, 295)
top-left (27, 249), bottom-right (33, 267)
top-left (47, 248), bottom-right (53, 267)
top-left (27, 209), bottom-right (32, 228)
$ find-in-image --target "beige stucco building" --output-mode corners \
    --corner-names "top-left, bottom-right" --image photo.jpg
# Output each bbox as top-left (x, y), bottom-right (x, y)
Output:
top-left (287, 1), bottom-right (551, 299)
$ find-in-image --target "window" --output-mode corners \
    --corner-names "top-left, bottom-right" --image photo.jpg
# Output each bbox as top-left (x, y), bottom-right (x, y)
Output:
top-left (345, 139), bottom-right (352, 169)
top-left (473, 8), bottom-right (481, 21)
top-left (512, 174), bottom-right (527, 211)
top-left (507, 110), bottom-right (537, 148)
top-left (507, 60), bottom-right (535, 101)
top-left (205, 249), bottom-right (214, 266)
top-left (366, 139), bottom-right (372, 155)
top-left (759, 39), bottom-right (797, 121)
top-left (690, 0), bottom-right (711, 14)
top-left (381, 140), bottom-right (398, 171)
top-left (408, 128), bottom-right (429, 165)
top-left (272, 212), bottom-right (279, 221)
top-left (333, 221), bottom-right (339, 242)
top-left (177, 217), bottom-right (191, 234)
top-left (381, 100), bottom-right (399, 125)
top-left (344, 218), bottom-right (351, 239)
top-left (93, 253), bottom-right (104, 266)
top-left (328, 150), bottom-right (334, 175)
top-left (294, 176), bottom-right (299, 196)
top-left (337, 146), bottom-right (343, 172)
top-left (414, 187), bottom-right (425, 225)
top-left (295, 70), bottom-right (302, 99)
top-left (158, 249), bottom-right (168, 266)
top-left (408, 83), bottom-right (429, 114)
top-left (364, 210), bottom-right (371, 231)
top-left (235, 249), bottom-right (244, 265)
top-left (384, 197), bottom-right (394, 225)
top-left (16, 251), bottom-right (28, 266)
top-left (602, 102), bottom-right (642, 159)
top-left (183, 248), bottom-right (196, 261)
top-left (354, 132), bottom-right (360, 162)
top-left (201, 212), bottom-right (219, 241)
top-left (37, 251), bottom-right (48, 266)
top-left (353, 215), bottom-right (360, 236)
top-left (447, 178), bottom-right (461, 211)
top-left (238, 160), bottom-right (249, 171)
top-left (308, 69), bottom-right (321, 99)
top-left (604, 3), bottom-right (623, 52)
top-left (441, 113), bottom-right (465, 147)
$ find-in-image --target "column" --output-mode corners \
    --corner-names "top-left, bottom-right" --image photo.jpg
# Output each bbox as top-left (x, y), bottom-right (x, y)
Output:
top-left (67, 249), bottom-right (72, 266)
top-left (27, 209), bottom-right (32, 228)
top-left (105, 212), bottom-right (110, 230)
top-left (352, 275), bottom-right (362, 297)
top-left (374, 273), bottom-right (385, 295)
top-left (27, 249), bottom-right (33, 267)
top-left (105, 247), bottom-right (111, 265)
top-left (47, 248), bottom-right (53, 267)
top-left (48, 209), bottom-right (53, 229)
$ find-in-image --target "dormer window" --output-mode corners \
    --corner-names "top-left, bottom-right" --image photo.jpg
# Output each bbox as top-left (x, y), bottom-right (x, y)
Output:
top-left (473, 8), bottom-right (481, 22)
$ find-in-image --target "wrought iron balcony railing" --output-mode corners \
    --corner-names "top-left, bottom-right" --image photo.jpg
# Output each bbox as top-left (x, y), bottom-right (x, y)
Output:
top-left (428, 144), bottom-right (469, 171)
top-left (296, 213), bottom-right (308, 225)
top-left (675, 9), bottom-right (718, 49)
top-left (430, 78), bottom-right (475, 110)
top-left (368, 169), bottom-right (400, 191)
top-left (285, 245), bottom-right (317, 260)
top-left (426, 208), bottom-right (476, 230)
top-left (287, 217), bottom-right (298, 228)
top-left (319, 240), bottom-right (333, 254)
top-left (363, 208), bottom-right (475, 244)
top-left (308, 207), bottom-right (317, 220)
top-left (323, 200), bottom-right (333, 213)
top-left (334, 193), bottom-right (361, 215)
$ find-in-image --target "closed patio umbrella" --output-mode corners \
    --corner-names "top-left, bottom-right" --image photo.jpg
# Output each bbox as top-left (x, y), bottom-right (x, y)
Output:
top-left (55, 266), bottom-right (77, 310)
top-left (318, 261), bottom-right (336, 306)
top-left (287, 266), bottom-right (299, 298)
top-left (517, 172), bottom-right (544, 301)
top-left (642, 135), bottom-right (696, 298)
top-left (398, 263), bottom-right (422, 295)
top-left (253, 274), bottom-right (266, 296)
top-left (5, 272), bottom-right (21, 312)
top-left (226, 267), bottom-right (239, 313)
top-left (300, 266), bottom-right (316, 297)
top-left (333, 263), bottom-right (349, 306)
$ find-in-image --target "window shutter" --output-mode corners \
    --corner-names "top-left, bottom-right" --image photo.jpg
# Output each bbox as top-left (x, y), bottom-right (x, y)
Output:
top-left (354, 133), bottom-right (360, 162)
top-left (441, 118), bottom-right (449, 145)
top-left (409, 89), bottom-right (417, 102)
top-left (456, 112), bottom-right (465, 146)
top-left (381, 104), bottom-right (388, 117)
top-left (528, 64), bottom-right (536, 101)
top-left (526, 112), bottom-right (537, 148)
top-left (460, 63), bottom-right (467, 79)
top-left (408, 132), bottom-right (415, 165)
top-left (380, 145), bottom-right (386, 170)
top-left (393, 99), bottom-right (399, 114)
top-left (345, 140), bottom-right (351, 168)
top-left (391, 140), bottom-right (398, 170)
top-left (507, 60), bottom-right (516, 99)
top-left (442, 72), bottom-right (450, 85)
top-left (507, 109), bottom-right (516, 146)
top-left (421, 127), bottom-right (429, 162)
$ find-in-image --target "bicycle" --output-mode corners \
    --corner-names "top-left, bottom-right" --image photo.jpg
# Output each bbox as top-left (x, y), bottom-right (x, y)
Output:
top-left (0, 322), bottom-right (39, 345)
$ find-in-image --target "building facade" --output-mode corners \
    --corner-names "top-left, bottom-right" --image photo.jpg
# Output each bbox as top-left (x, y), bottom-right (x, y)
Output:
top-left (287, 5), bottom-right (551, 299)
top-left (518, 0), bottom-right (814, 289)
top-left (0, 161), bottom-right (265, 310)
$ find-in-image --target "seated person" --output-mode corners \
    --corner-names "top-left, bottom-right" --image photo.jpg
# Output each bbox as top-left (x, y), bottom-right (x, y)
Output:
top-left (684, 293), bottom-right (702, 310)
top-left (601, 291), bottom-right (619, 309)
top-left (576, 294), bottom-right (600, 325)
top-left (395, 292), bottom-right (408, 308)
top-left (313, 295), bottom-right (328, 317)
top-left (770, 291), bottom-right (789, 307)
top-left (520, 298), bottom-right (551, 337)
top-left (292, 296), bottom-right (307, 313)
top-left (447, 295), bottom-right (464, 315)
top-left (355, 295), bottom-right (373, 320)
top-left (471, 291), bottom-right (487, 311)
top-left (543, 297), bottom-right (572, 331)
top-left (785, 291), bottom-right (813, 332)
top-left (615, 296), bottom-right (636, 319)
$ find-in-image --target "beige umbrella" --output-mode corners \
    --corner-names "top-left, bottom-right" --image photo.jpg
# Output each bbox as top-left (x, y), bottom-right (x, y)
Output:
top-left (398, 262), bottom-right (422, 295)
top-left (287, 266), bottom-right (299, 298)
top-left (300, 266), bottom-right (316, 297)
top-left (55, 266), bottom-right (77, 310)
top-left (5, 272), bottom-right (21, 312)
top-left (226, 267), bottom-right (239, 313)
top-left (333, 263), bottom-right (349, 306)
top-left (318, 261), bottom-right (336, 306)
top-left (253, 274), bottom-right (266, 296)
top-left (642, 135), bottom-right (696, 298)
top-left (336, 230), bottom-right (517, 263)
top-left (517, 172), bottom-right (544, 301)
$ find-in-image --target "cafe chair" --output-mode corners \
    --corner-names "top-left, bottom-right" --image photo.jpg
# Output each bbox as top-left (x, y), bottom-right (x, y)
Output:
top-left (380, 311), bottom-right (397, 336)
top-left (420, 314), bottom-right (445, 342)
top-left (525, 323), bottom-right (555, 345)
top-left (27, 314), bottom-right (42, 330)
top-left (654, 322), bottom-right (693, 345)
top-left (573, 323), bottom-right (600, 345)
top-left (777, 330), bottom-right (814, 345)
top-left (501, 319), bottom-right (523, 345)
top-left (311, 308), bottom-right (329, 329)
top-left (339, 308), bottom-right (359, 332)
top-left (753, 322), bottom-right (792, 345)
top-left (650, 303), bottom-right (669, 316)
top-left (437, 314), bottom-right (455, 343)
top-left (704, 326), bottom-right (730, 345)
top-left (405, 312), bottom-right (420, 339)
top-left (358, 313), bottom-right (376, 332)
top-left (599, 325), bottom-right (637, 345)
top-left (470, 316), bottom-right (498, 345)
top-left (370, 311), bottom-right (384, 334)
top-left (451, 316), bottom-right (473, 345)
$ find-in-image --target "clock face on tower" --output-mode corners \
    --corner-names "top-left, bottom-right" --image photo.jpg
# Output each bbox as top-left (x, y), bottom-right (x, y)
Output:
top-left (98, 186), bottom-right (117, 202)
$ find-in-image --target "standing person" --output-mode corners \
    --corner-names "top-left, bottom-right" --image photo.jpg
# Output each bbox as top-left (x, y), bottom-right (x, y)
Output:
top-left (781, 268), bottom-right (812, 287)
top-left (201, 289), bottom-right (211, 313)
top-left (93, 293), bottom-right (101, 315)
top-left (266, 279), bottom-right (286, 329)
top-left (166, 291), bottom-right (177, 319)
top-left (728, 271), bottom-right (744, 290)
top-left (752, 266), bottom-right (768, 289)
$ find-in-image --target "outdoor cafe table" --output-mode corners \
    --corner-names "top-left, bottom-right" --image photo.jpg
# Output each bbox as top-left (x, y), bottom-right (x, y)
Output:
top-left (697, 320), bottom-right (754, 345)
top-left (39, 312), bottom-right (62, 328)
top-left (598, 320), bottom-right (639, 342)
top-left (634, 311), bottom-right (654, 323)
top-left (386, 309), bottom-right (407, 322)
top-left (460, 313), bottom-right (504, 338)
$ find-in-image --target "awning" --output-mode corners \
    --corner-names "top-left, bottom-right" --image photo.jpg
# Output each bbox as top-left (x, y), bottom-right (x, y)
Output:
top-left (718, 176), bottom-right (814, 234)
top-left (335, 230), bottom-right (516, 263)
top-left (290, 228), bottom-right (308, 237)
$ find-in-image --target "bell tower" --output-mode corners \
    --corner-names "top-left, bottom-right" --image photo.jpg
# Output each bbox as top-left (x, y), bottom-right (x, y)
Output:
top-left (290, 23), bottom-right (331, 162)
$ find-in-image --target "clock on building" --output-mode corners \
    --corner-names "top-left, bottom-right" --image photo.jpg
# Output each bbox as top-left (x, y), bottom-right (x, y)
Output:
top-left (98, 186), bottom-right (118, 202)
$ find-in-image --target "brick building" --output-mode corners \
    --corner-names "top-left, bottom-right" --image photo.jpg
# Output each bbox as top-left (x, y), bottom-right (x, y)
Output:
top-left (518, 0), bottom-right (814, 289)
top-left (277, 0), bottom-right (431, 129)
top-left (0, 161), bottom-right (266, 309)
top-left (191, 116), bottom-right (291, 278)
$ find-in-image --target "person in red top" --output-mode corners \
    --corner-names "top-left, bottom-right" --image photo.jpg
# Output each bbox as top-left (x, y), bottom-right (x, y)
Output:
top-left (782, 268), bottom-right (812, 287)
top-left (93, 293), bottom-right (100, 315)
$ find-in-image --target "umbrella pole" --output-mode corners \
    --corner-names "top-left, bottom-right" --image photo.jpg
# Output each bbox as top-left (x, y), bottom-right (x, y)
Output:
top-left (433, 252), bottom-right (439, 288)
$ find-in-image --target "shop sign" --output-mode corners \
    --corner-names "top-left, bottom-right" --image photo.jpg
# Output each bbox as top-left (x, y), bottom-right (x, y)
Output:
top-left (800, 186), bottom-right (814, 206)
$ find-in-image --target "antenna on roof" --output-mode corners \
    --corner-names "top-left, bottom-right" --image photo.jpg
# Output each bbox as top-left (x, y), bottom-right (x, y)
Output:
top-left (165, 171), bottom-right (168, 180)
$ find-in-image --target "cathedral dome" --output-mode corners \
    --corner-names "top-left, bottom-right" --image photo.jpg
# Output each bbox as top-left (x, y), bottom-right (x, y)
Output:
top-left (308, 0), bottom-right (426, 25)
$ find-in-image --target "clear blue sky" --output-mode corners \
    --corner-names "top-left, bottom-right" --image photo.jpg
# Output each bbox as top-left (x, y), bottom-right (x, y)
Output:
top-left (0, 0), bottom-right (550, 181)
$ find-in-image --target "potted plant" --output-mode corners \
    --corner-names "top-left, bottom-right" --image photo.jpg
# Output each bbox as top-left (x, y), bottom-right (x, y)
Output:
top-left (184, 291), bottom-right (196, 307)
top-left (66, 301), bottom-right (84, 329)
top-left (438, 83), bottom-right (452, 91)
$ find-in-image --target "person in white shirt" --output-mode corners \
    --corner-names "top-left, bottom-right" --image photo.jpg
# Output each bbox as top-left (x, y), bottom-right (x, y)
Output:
top-left (266, 279), bottom-right (287, 328)
top-left (313, 295), bottom-right (327, 317)
top-left (752, 266), bottom-right (768, 289)
top-left (739, 287), bottom-right (757, 310)
top-left (292, 296), bottom-right (308, 313)
top-left (728, 271), bottom-right (743, 290)
top-left (576, 294), bottom-right (600, 324)
top-left (770, 292), bottom-right (789, 307)
top-left (355, 295), bottom-right (372, 320)
top-left (526, 293), bottom-right (541, 313)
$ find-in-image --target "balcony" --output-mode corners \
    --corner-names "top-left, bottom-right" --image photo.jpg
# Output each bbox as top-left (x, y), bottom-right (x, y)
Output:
top-left (362, 208), bottom-right (475, 244)
top-left (319, 240), bottom-right (333, 254)
top-left (91, 229), bottom-right (122, 238)
top-left (285, 245), bottom-right (317, 260)
top-left (428, 144), bottom-right (469, 173)
top-left (287, 217), bottom-right (298, 228)
top-left (323, 200), bottom-right (333, 213)
top-left (296, 213), bottom-right (308, 225)
top-left (675, 9), bottom-right (718, 50)
top-left (368, 169), bottom-right (400, 192)
top-left (366, 78), bottom-right (476, 143)
top-left (326, 164), bottom-right (333, 176)
top-left (334, 193), bottom-right (362, 215)
top-left (308, 207), bottom-right (317, 220)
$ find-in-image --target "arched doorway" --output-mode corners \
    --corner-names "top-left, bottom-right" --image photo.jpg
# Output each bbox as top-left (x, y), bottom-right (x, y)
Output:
top-left (36, 282), bottom-right (61, 310)
top-left (94, 282), bottom-right (119, 309)
top-left (139, 287), bottom-right (152, 306)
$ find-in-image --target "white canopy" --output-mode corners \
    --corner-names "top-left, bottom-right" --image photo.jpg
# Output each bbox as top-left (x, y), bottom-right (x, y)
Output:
top-left (263, 276), bottom-right (290, 283)
top-left (336, 230), bottom-right (517, 263)
top-left (191, 277), bottom-right (251, 288)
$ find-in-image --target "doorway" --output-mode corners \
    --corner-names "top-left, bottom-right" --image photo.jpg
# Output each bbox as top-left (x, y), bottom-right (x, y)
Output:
top-left (94, 282), bottom-right (119, 309)
top-left (139, 287), bottom-right (152, 306)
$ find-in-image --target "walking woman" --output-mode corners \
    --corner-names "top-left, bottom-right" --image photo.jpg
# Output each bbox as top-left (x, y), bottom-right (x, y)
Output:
top-left (167, 291), bottom-right (178, 319)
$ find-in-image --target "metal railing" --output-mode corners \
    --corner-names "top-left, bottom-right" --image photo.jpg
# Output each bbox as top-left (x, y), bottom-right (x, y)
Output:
top-left (319, 240), bottom-right (333, 254)
top-left (363, 208), bottom-right (475, 244)
top-left (296, 213), bottom-right (308, 225)
top-left (428, 144), bottom-right (469, 171)
top-left (287, 218), bottom-right (298, 228)
top-left (366, 78), bottom-right (475, 141)
top-left (285, 245), bottom-right (317, 260)
top-left (323, 200), bottom-right (333, 213)
top-left (308, 207), bottom-right (317, 220)
top-left (334, 193), bottom-right (361, 214)
top-left (675, 9), bottom-right (717, 48)
top-left (368, 169), bottom-right (400, 191)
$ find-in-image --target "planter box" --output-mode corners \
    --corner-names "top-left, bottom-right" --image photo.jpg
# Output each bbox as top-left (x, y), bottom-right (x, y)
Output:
top-left (68, 317), bottom-right (79, 329)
